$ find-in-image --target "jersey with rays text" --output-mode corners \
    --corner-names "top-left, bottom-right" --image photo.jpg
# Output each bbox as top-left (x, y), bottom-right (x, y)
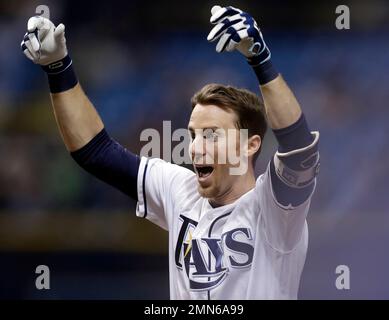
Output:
top-left (136, 156), bottom-right (314, 299)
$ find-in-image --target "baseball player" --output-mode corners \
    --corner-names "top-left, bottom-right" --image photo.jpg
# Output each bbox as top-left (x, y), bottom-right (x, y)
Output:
top-left (21, 5), bottom-right (320, 299)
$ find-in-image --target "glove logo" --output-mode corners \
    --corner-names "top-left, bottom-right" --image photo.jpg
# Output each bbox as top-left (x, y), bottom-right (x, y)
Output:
top-left (49, 61), bottom-right (64, 70)
top-left (249, 42), bottom-right (262, 55)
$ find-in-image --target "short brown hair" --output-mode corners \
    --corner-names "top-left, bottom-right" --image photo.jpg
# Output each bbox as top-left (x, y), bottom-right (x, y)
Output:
top-left (191, 83), bottom-right (267, 163)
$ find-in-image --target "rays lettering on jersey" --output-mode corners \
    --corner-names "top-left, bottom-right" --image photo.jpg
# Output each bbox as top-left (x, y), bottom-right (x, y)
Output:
top-left (175, 214), bottom-right (254, 291)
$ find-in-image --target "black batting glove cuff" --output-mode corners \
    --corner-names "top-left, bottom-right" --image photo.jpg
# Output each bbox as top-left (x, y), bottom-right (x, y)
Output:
top-left (249, 58), bottom-right (279, 86)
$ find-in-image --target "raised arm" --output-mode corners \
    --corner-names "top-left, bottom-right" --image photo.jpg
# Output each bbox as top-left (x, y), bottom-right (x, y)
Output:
top-left (207, 5), bottom-right (320, 206)
top-left (21, 16), bottom-right (140, 199)
top-left (20, 16), bottom-right (103, 151)
top-left (51, 84), bottom-right (104, 151)
top-left (260, 76), bottom-right (301, 130)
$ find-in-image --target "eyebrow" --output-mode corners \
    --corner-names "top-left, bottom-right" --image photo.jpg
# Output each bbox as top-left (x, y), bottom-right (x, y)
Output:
top-left (188, 126), bottom-right (220, 132)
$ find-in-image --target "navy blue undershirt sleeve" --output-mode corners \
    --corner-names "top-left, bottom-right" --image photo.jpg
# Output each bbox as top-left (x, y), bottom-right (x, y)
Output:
top-left (70, 129), bottom-right (140, 200)
top-left (269, 113), bottom-right (318, 207)
top-left (273, 113), bottom-right (314, 153)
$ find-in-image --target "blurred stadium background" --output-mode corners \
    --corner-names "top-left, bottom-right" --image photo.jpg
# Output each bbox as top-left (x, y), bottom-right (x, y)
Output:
top-left (0, 0), bottom-right (388, 299)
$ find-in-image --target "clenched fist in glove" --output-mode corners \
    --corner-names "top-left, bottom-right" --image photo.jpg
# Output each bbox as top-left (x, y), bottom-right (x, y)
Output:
top-left (207, 5), bottom-right (278, 84)
top-left (21, 16), bottom-right (67, 66)
top-left (21, 16), bottom-right (77, 93)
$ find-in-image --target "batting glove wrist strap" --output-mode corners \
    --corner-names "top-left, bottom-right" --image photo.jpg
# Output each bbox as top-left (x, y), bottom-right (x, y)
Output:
top-left (42, 55), bottom-right (78, 93)
top-left (250, 59), bottom-right (279, 85)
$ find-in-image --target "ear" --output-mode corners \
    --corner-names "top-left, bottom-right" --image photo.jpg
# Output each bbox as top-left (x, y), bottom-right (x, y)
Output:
top-left (247, 134), bottom-right (261, 158)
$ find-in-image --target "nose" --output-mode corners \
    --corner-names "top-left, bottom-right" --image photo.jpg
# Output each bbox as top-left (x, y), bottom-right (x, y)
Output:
top-left (191, 135), bottom-right (206, 162)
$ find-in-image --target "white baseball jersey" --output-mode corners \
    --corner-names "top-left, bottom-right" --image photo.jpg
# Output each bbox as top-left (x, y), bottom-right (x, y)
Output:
top-left (136, 155), bottom-right (314, 300)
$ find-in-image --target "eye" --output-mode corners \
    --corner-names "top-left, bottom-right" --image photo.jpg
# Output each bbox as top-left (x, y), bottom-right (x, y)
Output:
top-left (203, 129), bottom-right (218, 141)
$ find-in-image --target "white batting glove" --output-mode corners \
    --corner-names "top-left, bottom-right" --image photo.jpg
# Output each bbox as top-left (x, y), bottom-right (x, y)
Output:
top-left (207, 5), bottom-right (271, 65)
top-left (21, 16), bottom-right (68, 66)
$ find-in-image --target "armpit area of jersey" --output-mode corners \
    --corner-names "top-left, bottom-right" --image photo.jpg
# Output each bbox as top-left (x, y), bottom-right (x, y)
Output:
top-left (70, 128), bottom-right (140, 200)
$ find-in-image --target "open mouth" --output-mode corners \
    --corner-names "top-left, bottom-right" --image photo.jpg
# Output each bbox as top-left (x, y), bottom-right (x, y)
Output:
top-left (194, 165), bottom-right (214, 179)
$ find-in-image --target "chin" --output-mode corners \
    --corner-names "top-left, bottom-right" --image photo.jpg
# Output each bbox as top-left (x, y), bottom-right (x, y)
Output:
top-left (197, 184), bottom-right (217, 199)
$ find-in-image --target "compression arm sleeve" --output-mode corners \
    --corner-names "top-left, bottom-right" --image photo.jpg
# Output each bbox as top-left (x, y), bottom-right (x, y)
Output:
top-left (70, 128), bottom-right (140, 200)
